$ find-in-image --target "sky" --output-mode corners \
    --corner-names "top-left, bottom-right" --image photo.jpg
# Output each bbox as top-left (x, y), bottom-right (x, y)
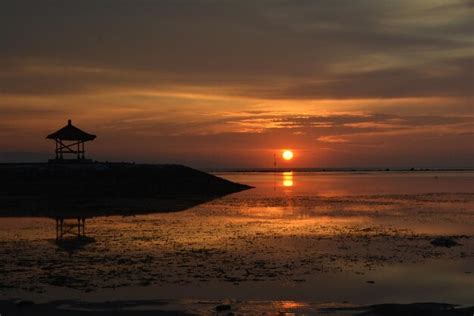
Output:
top-left (0, 0), bottom-right (473, 168)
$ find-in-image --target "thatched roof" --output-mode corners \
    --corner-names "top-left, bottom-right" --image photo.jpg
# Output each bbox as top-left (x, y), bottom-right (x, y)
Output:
top-left (46, 120), bottom-right (96, 141)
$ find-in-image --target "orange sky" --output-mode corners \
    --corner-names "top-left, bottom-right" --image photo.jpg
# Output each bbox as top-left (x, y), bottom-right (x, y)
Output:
top-left (0, 1), bottom-right (473, 168)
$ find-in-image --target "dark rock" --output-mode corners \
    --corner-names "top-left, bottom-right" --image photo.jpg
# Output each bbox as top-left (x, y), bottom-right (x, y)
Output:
top-left (215, 304), bottom-right (232, 312)
top-left (15, 300), bottom-right (34, 307)
top-left (430, 237), bottom-right (461, 248)
top-left (359, 302), bottom-right (473, 316)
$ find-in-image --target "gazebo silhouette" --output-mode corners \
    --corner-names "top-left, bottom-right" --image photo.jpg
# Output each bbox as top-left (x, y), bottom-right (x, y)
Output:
top-left (47, 119), bottom-right (96, 161)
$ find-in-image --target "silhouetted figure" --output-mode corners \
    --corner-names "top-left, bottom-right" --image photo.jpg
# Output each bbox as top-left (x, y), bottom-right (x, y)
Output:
top-left (46, 119), bottom-right (96, 161)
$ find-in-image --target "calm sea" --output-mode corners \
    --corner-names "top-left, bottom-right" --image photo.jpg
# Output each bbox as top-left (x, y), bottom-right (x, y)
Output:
top-left (1, 171), bottom-right (473, 313)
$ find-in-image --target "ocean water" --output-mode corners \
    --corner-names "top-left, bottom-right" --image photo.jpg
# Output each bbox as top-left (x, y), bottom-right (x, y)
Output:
top-left (0, 171), bottom-right (473, 313)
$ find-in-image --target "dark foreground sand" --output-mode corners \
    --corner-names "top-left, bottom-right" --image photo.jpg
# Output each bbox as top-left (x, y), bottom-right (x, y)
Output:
top-left (1, 299), bottom-right (473, 315)
top-left (0, 299), bottom-right (187, 315)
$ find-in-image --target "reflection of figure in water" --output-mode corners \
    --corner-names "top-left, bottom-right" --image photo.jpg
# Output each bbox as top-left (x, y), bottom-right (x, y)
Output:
top-left (54, 217), bottom-right (95, 254)
top-left (55, 236), bottom-right (95, 255)
top-left (55, 217), bottom-right (87, 240)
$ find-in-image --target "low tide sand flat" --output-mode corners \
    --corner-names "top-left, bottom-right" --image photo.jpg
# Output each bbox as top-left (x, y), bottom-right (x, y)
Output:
top-left (0, 171), bottom-right (472, 315)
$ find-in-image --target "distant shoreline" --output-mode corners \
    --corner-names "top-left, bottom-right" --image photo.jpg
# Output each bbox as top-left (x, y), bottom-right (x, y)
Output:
top-left (209, 167), bottom-right (474, 173)
top-left (1, 162), bottom-right (472, 173)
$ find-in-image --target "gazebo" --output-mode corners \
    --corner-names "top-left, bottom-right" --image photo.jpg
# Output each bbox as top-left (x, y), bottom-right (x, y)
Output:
top-left (47, 119), bottom-right (96, 161)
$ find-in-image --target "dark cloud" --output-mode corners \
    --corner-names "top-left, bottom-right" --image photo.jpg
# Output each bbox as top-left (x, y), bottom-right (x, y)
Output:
top-left (237, 113), bottom-right (474, 139)
top-left (91, 110), bottom-right (473, 140)
top-left (226, 57), bottom-right (474, 99)
top-left (272, 113), bottom-right (472, 128)
top-left (0, 0), bottom-right (472, 99)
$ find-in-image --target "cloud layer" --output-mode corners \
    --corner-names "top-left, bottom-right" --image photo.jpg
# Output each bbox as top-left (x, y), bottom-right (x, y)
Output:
top-left (0, 0), bottom-right (472, 167)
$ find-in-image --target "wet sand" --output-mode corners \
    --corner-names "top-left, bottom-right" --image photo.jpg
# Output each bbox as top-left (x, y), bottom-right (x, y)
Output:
top-left (0, 171), bottom-right (473, 314)
top-left (1, 299), bottom-right (473, 315)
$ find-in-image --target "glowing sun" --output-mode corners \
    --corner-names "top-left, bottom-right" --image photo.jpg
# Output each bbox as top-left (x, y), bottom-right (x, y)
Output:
top-left (282, 150), bottom-right (294, 161)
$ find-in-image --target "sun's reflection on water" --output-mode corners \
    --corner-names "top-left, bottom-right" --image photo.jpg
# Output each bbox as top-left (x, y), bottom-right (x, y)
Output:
top-left (282, 171), bottom-right (294, 187)
top-left (277, 300), bottom-right (308, 309)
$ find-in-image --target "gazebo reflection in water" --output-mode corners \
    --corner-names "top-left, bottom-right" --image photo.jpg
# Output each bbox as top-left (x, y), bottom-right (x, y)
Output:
top-left (46, 119), bottom-right (97, 242)
top-left (55, 217), bottom-right (87, 240)
top-left (53, 216), bottom-right (95, 254)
